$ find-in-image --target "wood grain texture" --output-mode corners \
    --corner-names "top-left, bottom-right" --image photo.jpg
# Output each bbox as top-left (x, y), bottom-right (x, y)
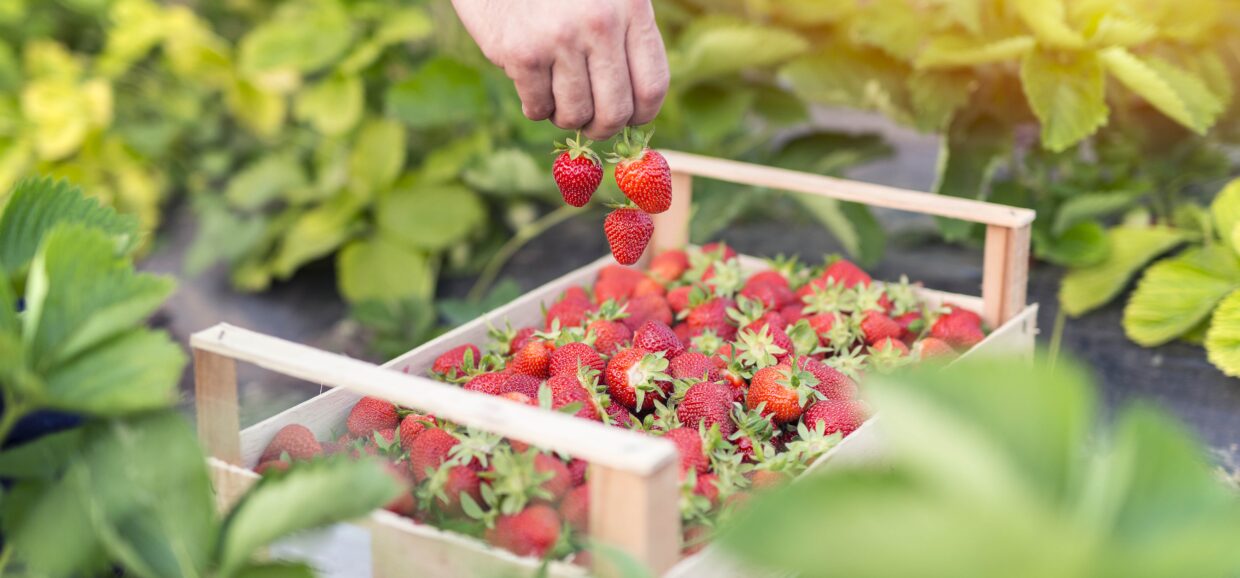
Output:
top-left (208, 458), bottom-right (259, 513)
top-left (982, 224), bottom-right (1032, 328)
top-left (652, 172), bottom-right (693, 255)
top-left (589, 461), bottom-right (681, 577)
top-left (195, 348), bottom-right (241, 465)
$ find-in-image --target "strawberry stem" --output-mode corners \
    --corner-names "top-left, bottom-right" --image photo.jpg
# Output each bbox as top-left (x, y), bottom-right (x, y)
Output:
top-left (467, 204), bottom-right (579, 302)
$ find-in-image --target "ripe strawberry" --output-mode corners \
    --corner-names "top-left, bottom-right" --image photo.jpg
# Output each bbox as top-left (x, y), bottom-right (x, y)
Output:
top-left (399, 413), bottom-right (435, 453)
top-left (509, 327), bottom-right (537, 355)
top-left (676, 382), bottom-right (735, 436)
top-left (669, 351), bottom-right (722, 382)
top-left (798, 357), bottom-right (857, 401)
top-left (436, 465), bottom-right (483, 515)
top-left (512, 339), bottom-right (553, 378)
top-left (700, 242), bottom-right (738, 261)
top-left (803, 399), bottom-right (869, 437)
top-left (779, 302), bottom-right (805, 323)
top-left (594, 265), bottom-right (644, 302)
top-left (894, 311), bottom-right (921, 337)
top-left (663, 427), bottom-right (709, 474)
top-left (683, 525), bottom-right (711, 556)
top-left (255, 459), bottom-right (290, 476)
top-left (560, 485), bottom-right (590, 531)
top-left (916, 337), bottom-right (957, 359)
top-left (807, 312), bottom-right (838, 344)
top-left (694, 473), bottom-right (720, 504)
top-left (346, 397), bottom-right (399, 438)
top-left (384, 462), bottom-right (417, 516)
top-left (535, 453), bottom-right (573, 502)
top-left (944, 303), bottom-right (983, 326)
top-left (545, 299), bottom-right (592, 330)
top-left (260, 424), bottom-right (322, 462)
top-left (649, 249), bottom-right (690, 283)
top-left (633, 276), bottom-right (666, 298)
top-left (622, 293), bottom-right (673, 331)
top-left (562, 286), bottom-right (591, 303)
top-left (501, 374), bottom-right (542, 399)
top-left (548, 342), bottom-right (604, 377)
top-left (604, 208), bottom-right (654, 265)
top-left (667, 285), bottom-right (692, 313)
top-left (611, 129), bottom-right (672, 214)
top-left (747, 270), bottom-right (789, 289)
top-left (567, 458), bottom-right (588, 486)
top-left (606, 402), bottom-right (635, 428)
top-left (821, 258), bottom-right (872, 288)
top-left (672, 322), bottom-right (694, 343)
top-left (634, 320), bottom-right (684, 358)
top-left (409, 428), bottom-right (460, 482)
top-left (552, 135), bottom-right (603, 207)
top-left (687, 297), bottom-right (737, 341)
top-left (464, 372), bottom-right (508, 396)
top-left (872, 336), bottom-right (909, 355)
top-left (605, 347), bottom-right (672, 411)
top-left (750, 469), bottom-right (787, 490)
top-left (740, 281), bottom-right (793, 310)
top-left (586, 318), bottom-right (631, 356)
top-left (859, 311), bottom-right (901, 345)
top-left (432, 344), bottom-right (481, 379)
top-left (746, 363), bottom-right (818, 424)
top-left (487, 504), bottom-right (562, 558)
top-left (930, 308), bottom-right (986, 349)
top-left (548, 376), bottom-right (600, 420)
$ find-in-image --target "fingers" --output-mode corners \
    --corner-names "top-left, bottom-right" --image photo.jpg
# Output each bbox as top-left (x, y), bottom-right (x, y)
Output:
top-left (582, 35), bottom-right (635, 140)
top-left (508, 62), bottom-right (555, 121)
top-left (624, 3), bottom-right (670, 125)
top-left (550, 55), bottom-right (594, 130)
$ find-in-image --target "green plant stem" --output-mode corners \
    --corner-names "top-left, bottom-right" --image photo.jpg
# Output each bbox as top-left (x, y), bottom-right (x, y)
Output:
top-left (0, 543), bottom-right (12, 577)
top-left (1048, 306), bottom-right (1067, 370)
top-left (467, 204), bottom-right (579, 302)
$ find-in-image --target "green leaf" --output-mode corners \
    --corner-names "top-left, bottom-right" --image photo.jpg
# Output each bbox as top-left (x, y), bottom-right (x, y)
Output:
top-left (0, 428), bottom-right (83, 480)
top-left (1053, 192), bottom-right (1138, 236)
top-left (336, 236), bottom-right (434, 303)
top-left (1206, 287), bottom-right (1240, 375)
top-left (933, 114), bottom-right (1009, 241)
top-left (1015, 0), bottom-right (1085, 49)
top-left (848, 0), bottom-right (928, 60)
top-left (377, 184), bottom-right (486, 251)
top-left (1059, 226), bottom-right (1187, 317)
top-left (348, 118), bottom-right (406, 199)
top-left (373, 7), bottom-right (434, 45)
top-left (780, 41), bottom-right (911, 123)
top-left (225, 154), bottom-right (308, 212)
top-left (0, 176), bottom-right (139, 276)
top-left (387, 57), bottom-right (488, 128)
top-left (772, 131), bottom-right (893, 176)
top-left (419, 131), bottom-right (492, 184)
top-left (679, 83), bottom-right (755, 146)
top-left (795, 195), bottom-right (885, 268)
top-left (0, 265), bottom-right (16, 335)
top-left (674, 20), bottom-right (809, 84)
top-left (44, 329), bottom-right (184, 415)
top-left (1034, 220), bottom-right (1109, 267)
top-left (908, 71), bottom-right (972, 131)
top-left (22, 224), bottom-right (175, 369)
top-left (185, 199), bottom-right (268, 275)
top-left (768, 0), bottom-right (854, 25)
top-left (225, 78), bottom-right (287, 139)
top-left (461, 148), bottom-right (548, 196)
top-left (234, 562), bottom-right (317, 578)
top-left (1209, 177), bottom-right (1240, 252)
top-left (1099, 47), bottom-right (1225, 135)
top-left (294, 74), bottom-right (363, 136)
top-left (1123, 246), bottom-right (1240, 346)
top-left (915, 35), bottom-right (1035, 69)
top-left (238, 0), bottom-right (353, 82)
top-left (750, 83), bottom-right (809, 127)
top-left (437, 279), bottom-right (522, 327)
top-left (690, 183), bottom-right (759, 244)
top-left (217, 458), bottom-right (399, 576)
top-left (1020, 50), bottom-right (1107, 152)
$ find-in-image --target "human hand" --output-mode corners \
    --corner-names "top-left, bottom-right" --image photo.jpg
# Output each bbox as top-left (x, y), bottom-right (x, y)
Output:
top-left (450, 0), bottom-right (669, 141)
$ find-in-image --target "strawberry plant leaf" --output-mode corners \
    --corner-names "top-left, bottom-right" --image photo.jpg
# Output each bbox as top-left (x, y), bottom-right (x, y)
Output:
top-left (1209, 177), bottom-right (1240, 252)
top-left (1123, 246), bottom-right (1240, 346)
top-left (1060, 226), bottom-right (1189, 317)
top-left (386, 56), bottom-right (487, 129)
top-left (932, 113), bottom-right (1009, 242)
top-left (377, 183), bottom-right (486, 251)
top-left (224, 153), bottom-right (308, 212)
top-left (233, 562), bottom-right (317, 578)
top-left (1052, 191), bottom-right (1138, 236)
top-left (43, 328), bottom-right (184, 415)
top-left (269, 193), bottom-right (365, 278)
top-left (294, 73), bottom-right (363, 136)
top-left (337, 235), bottom-right (434, 304)
top-left (1205, 289), bottom-right (1240, 377)
top-left (1033, 220), bottom-right (1109, 268)
top-left (348, 117), bottom-right (406, 200)
top-left (673, 20), bottom-right (809, 84)
top-left (237, 0), bottom-right (353, 80)
top-left (915, 34), bottom-right (1035, 69)
top-left (1020, 49), bottom-right (1107, 152)
top-left (217, 457), bottom-right (399, 576)
top-left (0, 427), bottom-right (82, 480)
top-left (1100, 47), bottom-right (1224, 135)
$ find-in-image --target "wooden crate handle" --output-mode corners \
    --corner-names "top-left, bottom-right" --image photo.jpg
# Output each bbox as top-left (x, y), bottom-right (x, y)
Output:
top-left (650, 151), bottom-right (1035, 328)
top-left (191, 324), bottom-right (681, 576)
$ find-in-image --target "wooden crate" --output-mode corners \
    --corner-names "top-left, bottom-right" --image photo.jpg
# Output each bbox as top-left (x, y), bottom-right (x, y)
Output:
top-left (192, 151), bottom-right (1038, 578)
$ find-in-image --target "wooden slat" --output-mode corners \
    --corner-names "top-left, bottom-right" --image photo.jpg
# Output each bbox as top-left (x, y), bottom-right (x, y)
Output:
top-left (589, 461), bottom-right (681, 577)
top-left (191, 325), bottom-right (677, 477)
top-left (651, 172), bottom-right (692, 255)
top-left (195, 348), bottom-right (241, 465)
top-left (208, 458), bottom-right (259, 512)
top-left (981, 224), bottom-right (1031, 328)
top-left (659, 151), bottom-right (1035, 228)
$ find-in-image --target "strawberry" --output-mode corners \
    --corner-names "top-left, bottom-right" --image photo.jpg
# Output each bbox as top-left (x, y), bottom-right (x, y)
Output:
top-left (798, 356), bottom-right (857, 401)
top-left (649, 249), bottom-right (689, 283)
top-left (676, 381), bottom-right (735, 436)
top-left (750, 469), bottom-right (787, 490)
top-left (567, 458), bottom-right (588, 486)
top-left (487, 504), bottom-right (562, 558)
top-left (872, 336), bottom-right (909, 355)
top-left (346, 397), bottom-right (400, 438)
top-left (859, 311), bottom-right (901, 345)
top-left (611, 129), bottom-right (672, 214)
top-left (746, 363), bottom-right (819, 424)
top-left (501, 374), bottom-right (542, 399)
top-left (747, 270), bottom-right (789, 289)
top-left (915, 337), bottom-right (957, 359)
top-left (594, 265), bottom-right (644, 302)
top-left (740, 281), bottom-right (793, 310)
top-left (672, 322), bottom-right (694, 343)
top-left (622, 293), bottom-right (673, 331)
top-left (605, 402), bottom-right (636, 428)
top-left (432, 344), bottom-right (481, 379)
top-left (409, 428), bottom-right (460, 482)
top-left (436, 465), bottom-right (483, 515)
top-left (255, 459), bottom-right (290, 476)
top-left (802, 399), bottom-right (869, 437)
top-left (545, 299), bottom-right (592, 330)
top-left (634, 320), bottom-right (684, 358)
top-left (633, 277), bottom-right (666, 298)
top-left (894, 311), bottom-right (922, 338)
top-left (807, 312), bottom-right (838, 344)
top-left (586, 318), bottom-right (631, 356)
top-left (694, 473), bottom-right (720, 504)
top-left (384, 462), bottom-right (417, 516)
top-left (683, 525), bottom-right (711, 556)
top-left (667, 285), bottom-right (693, 314)
top-left (604, 208), bottom-right (654, 265)
top-left (553, 135), bottom-right (604, 207)
top-left (605, 347), bottom-right (672, 412)
top-left (535, 453), bottom-right (573, 502)
top-left (548, 375), bottom-right (600, 420)
top-left (930, 308), bottom-right (986, 350)
top-left (399, 413), bottom-right (435, 453)
top-left (548, 342), bottom-right (604, 377)
top-left (700, 242), bottom-right (738, 261)
top-left (779, 303), bottom-right (806, 323)
top-left (687, 297), bottom-right (735, 335)
top-left (669, 351), bottom-right (722, 382)
top-left (562, 286), bottom-right (591, 303)
top-left (663, 427), bottom-right (709, 473)
top-left (509, 327), bottom-right (537, 355)
top-left (464, 372), bottom-right (508, 396)
top-left (260, 424), bottom-right (322, 462)
top-left (512, 339), bottom-right (553, 378)
top-left (560, 485), bottom-right (590, 531)
top-left (821, 258), bottom-right (872, 288)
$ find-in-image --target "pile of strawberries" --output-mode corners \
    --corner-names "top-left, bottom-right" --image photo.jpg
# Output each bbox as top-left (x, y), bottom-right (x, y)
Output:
top-left (552, 127), bottom-right (671, 265)
top-left (254, 245), bottom-right (987, 564)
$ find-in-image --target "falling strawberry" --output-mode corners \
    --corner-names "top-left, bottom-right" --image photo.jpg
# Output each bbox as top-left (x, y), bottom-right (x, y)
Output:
top-left (610, 127), bottom-right (672, 214)
top-left (603, 207), bottom-right (654, 265)
top-left (552, 133), bottom-right (603, 207)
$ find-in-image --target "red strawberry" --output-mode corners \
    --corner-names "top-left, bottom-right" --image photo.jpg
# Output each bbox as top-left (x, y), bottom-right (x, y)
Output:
top-left (545, 299), bottom-right (592, 330)
top-left (346, 397), bottom-right (399, 438)
top-left (510, 327), bottom-right (537, 355)
top-left (747, 270), bottom-right (789, 289)
top-left (487, 504), bottom-right (562, 558)
top-left (409, 428), bottom-right (459, 482)
top-left (803, 399), bottom-right (869, 437)
top-left (859, 311), bottom-right (901, 345)
top-left (604, 208), bottom-right (654, 265)
top-left (873, 336), bottom-right (909, 355)
top-left (667, 285), bottom-right (692, 313)
top-left (464, 372), bottom-right (508, 396)
top-left (535, 453), bottom-right (573, 502)
top-left (260, 424), bottom-right (322, 462)
top-left (512, 339), bottom-right (553, 378)
top-left (432, 344), bottom-right (480, 378)
top-left (567, 458), bottom-right (588, 486)
top-left (633, 276), bottom-right (666, 297)
top-left (779, 303), bottom-right (805, 322)
top-left (916, 337), bottom-right (957, 359)
top-left (750, 469), bottom-right (787, 490)
top-left (594, 265), bottom-right (644, 302)
top-left (613, 140), bottom-right (672, 214)
top-left (586, 318), bottom-right (631, 356)
top-left (672, 322), bottom-right (694, 343)
top-left (502, 374), bottom-right (542, 399)
top-left (399, 413), bottom-right (434, 453)
top-left (605, 347), bottom-right (672, 412)
top-left (649, 249), bottom-right (689, 283)
top-left (945, 304), bottom-right (983, 326)
top-left (676, 381), bottom-right (735, 436)
top-left (669, 351), bottom-right (722, 382)
top-left (694, 473), bottom-right (720, 504)
top-left (553, 137), bottom-right (603, 207)
top-left (560, 485), bottom-right (590, 531)
top-left (562, 286), bottom-right (591, 303)
top-left (384, 462), bottom-right (417, 516)
top-left (663, 427), bottom-right (709, 474)
top-left (606, 402), bottom-right (635, 427)
top-left (634, 320), bottom-right (684, 358)
top-left (701, 242), bottom-right (738, 261)
top-left (622, 293), bottom-right (673, 331)
top-left (930, 308), bottom-right (986, 350)
top-left (255, 459), bottom-right (290, 476)
top-left (548, 342), bottom-right (604, 377)
top-left (821, 259), bottom-right (872, 288)
top-left (807, 312), bottom-right (838, 344)
top-left (746, 363), bottom-right (816, 424)
top-left (548, 376), bottom-right (600, 420)
top-left (437, 465), bottom-right (483, 515)
top-left (740, 282), bottom-right (793, 310)
top-left (687, 298), bottom-right (737, 340)
top-left (798, 357), bottom-right (857, 401)
top-left (683, 525), bottom-right (711, 556)
top-left (894, 311), bottom-right (921, 337)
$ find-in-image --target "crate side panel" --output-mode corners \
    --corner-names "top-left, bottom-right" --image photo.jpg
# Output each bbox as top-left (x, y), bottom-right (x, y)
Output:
top-left (240, 387), bottom-right (362, 467)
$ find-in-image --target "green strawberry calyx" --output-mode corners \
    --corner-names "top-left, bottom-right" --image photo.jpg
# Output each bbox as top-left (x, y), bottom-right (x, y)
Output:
top-left (553, 130), bottom-right (601, 165)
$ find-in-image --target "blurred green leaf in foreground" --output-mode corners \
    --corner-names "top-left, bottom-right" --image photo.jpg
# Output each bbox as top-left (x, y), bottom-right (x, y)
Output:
top-left (722, 354), bottom-right (1240, 578)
